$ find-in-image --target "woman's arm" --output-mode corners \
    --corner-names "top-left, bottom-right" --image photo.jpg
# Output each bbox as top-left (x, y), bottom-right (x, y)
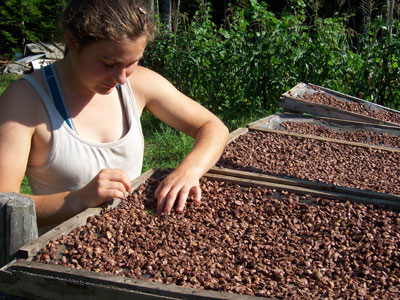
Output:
top-left (130, 67), bottom-right (229, 214)
top-left (0, 80), bottom-right (131, 226)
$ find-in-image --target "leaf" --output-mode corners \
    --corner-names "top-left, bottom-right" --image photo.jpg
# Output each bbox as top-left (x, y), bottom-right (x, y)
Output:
top-left (220, 30), bottom-right (231, 39)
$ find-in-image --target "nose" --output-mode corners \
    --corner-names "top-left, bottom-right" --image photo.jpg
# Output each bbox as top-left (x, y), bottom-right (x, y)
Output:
top-left (113, 67), bottom-right (127, 85)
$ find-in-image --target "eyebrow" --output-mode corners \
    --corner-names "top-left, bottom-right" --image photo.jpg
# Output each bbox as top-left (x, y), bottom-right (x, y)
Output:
top-left (103, 56), bottom-right (143, 64)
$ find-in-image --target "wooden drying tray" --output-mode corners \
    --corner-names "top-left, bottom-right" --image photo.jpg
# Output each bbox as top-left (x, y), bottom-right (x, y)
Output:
top-left (247, 113), bottom-right (400, 151)
top-left (0, 168), bottom-right (270, 300)
top-left (228, 126), bottom-right (400, 155)
top-left (2, 167), bottom-right (400, 300)
top-left (279, 83), bottom-right (400, 127)
top-left (218, 126), bottom-right (400, 203)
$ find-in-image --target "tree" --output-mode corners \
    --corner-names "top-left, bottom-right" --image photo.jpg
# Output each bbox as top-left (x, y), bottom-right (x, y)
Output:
top-left (385, 0), bottom-right (394, 35)
top-left (0, 0), bottom-right (67, 59)
top-left (159, 0), bottom-right (172, 29)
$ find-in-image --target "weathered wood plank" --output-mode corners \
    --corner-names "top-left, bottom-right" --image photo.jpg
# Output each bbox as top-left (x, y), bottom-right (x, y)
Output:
top-left (0, 260), bottom-right (267, 300)
top-left (208, 167), bottom-right (400, 202)
top-left (247, 113), bottom-right (400, 136)
top-left (226, 121), bottom-right (400, 154)
top-left (279, 96), bottom-right (391, 125)
top-left (247, 127), bottom-right (400, 153)
top-left (309, 83), bottom-right (400, 115)
top-left (228, 127), bottom-right (248, 144)
top-left (0, 193), bottom-right (38, 267)
top-left (19, 207), bottom-right (104, 260)
top-left (203, 173), bottom-right (400, 209)
top-left (5, 194), bottom-right (38, 263)
top-left (284, 82), bottom-right (400, 115)
top-left (130, 168), bottom-right (158, 192)
top-left (0, 193), bottom-right (11, 267)
top-left (279, 83), bottom-right (400, 127)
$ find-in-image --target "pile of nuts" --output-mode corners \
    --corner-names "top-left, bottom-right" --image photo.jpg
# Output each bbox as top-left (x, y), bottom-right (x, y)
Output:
top-left (281, 121), bottom-right (400, 149)
top-left (296, 87), bottom-right (400, 125)
top-left (36, 173), bottom-right (400, 299)
top-left (217, 131), bottom-right (400, 195)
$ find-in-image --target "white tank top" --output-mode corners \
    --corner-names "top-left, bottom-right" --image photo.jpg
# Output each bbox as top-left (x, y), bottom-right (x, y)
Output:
top-left (22, 71), bottom-right (144, 195)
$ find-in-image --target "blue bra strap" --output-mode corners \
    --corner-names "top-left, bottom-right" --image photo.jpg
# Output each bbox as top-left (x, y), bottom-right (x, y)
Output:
top-left (43, 65), bottom-right (74, 130)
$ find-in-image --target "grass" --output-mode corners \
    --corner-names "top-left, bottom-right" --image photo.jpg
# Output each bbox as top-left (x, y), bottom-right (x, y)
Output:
top-left (0, 74), bottom-right (19, 94)
top-left (21, 176), bottom-right (32, 195)
top-left (141, 111), bottom-right (194, 172)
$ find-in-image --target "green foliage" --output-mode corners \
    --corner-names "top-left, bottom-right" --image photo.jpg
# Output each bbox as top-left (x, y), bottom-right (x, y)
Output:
top-left (352, 16), bottom-right (400, 108)
top-left (0, 74), bottom-right (19, 94)
top-left (1, 0), bottom-right (400, 194)
top-left (143, 0), bottom-right (400, 122)
top-left (21, 176), bottom-right (32, 195)
top-left (0, 0), bottom-right (67, 58)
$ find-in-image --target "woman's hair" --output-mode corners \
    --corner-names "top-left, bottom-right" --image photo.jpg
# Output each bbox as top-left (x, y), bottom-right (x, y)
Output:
top-left (62, 0), bottom-right (156, 48)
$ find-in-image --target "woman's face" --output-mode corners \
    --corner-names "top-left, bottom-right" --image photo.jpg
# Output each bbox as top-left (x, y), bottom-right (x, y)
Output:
top-left (69, 35), bottom-right (147, 94)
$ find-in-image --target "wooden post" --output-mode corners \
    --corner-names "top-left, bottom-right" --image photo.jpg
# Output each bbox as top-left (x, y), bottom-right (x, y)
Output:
top-left (0, 193), bottom-right (8, 267)
top-left (0, 193), bottom-right (38, 267)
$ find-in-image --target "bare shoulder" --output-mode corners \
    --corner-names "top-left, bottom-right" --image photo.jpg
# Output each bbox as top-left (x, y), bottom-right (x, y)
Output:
top-left (128, 66), bottom-right (177, 107)
top-left (129, 65), bottom-right (163, 84)
top-left (128, 66), bottom-right (221, 137)
top-left (0, 73), bottom-right (47, 191)
top-left (0, 73), bottom-right (44, 126)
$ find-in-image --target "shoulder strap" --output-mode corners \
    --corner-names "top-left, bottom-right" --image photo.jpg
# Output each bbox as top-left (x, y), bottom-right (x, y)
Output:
top-left (43, 65), bottom-right (74, 130)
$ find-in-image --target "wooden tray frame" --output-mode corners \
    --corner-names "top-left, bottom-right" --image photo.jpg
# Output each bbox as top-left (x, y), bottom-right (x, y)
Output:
top-left (0, 169), bottom-right (274, 300)
top-left (248, 113), bottom-right (400, 151)
top-left (279, 83), bottom-right (400, 127)
top-left (2, 167), bottom-right (400, 300)
top-left (217, 125), bottom-right (400, 202)
top-left (248, 113), bottom-right (400, 135)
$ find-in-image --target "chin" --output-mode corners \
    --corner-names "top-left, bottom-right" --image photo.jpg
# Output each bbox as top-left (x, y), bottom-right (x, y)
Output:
top-left (96, 86), bottom-right (116, 95)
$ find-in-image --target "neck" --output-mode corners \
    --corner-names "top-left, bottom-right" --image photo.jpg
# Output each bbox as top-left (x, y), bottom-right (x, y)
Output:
top-left (56, 55), bottom-right (96, 103)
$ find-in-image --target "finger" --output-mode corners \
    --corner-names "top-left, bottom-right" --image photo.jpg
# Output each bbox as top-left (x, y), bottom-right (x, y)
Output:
top-left (176, 187), bottom-right (190, 212)
top-left (191, 185), bottom-right (202, 202)
top-left (97, 183), bottom-right (127, 200)
top-left (99, 169), bottom-right (131, 193)
top-left (112, 169), bottom-right (131, 193)
top-left (157, 181), bottom-right (181, 214)
top-left (154, 180), bottom-right (164, 199)
top-left (109, 181), bottom-right (129, 198)
top-left (163, 188), bottom-right (180, 213)
top-left (104, 180), bottom-right (127, 193)
top-left (108, 188), bottom-right (127, 200)
top-left (156, 182), bottom-right (169, 214)
top-left (155, 181), bottom-right (166, 214)
top-left (119, 171), bottom-right (132, 193)
top-left (86, 188), bottom-right (125, 207)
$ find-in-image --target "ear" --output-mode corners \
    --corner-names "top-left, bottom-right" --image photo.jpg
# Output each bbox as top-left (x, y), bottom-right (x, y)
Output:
top-left (65, 30), bottom-right (79, 51)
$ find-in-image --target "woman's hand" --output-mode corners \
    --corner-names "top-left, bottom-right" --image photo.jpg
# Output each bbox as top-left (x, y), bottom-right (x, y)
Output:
top-left (71, 168), bottom-right (131, 210)
top-left (130, 67), bottom-right (229, 214)
top-left (154, 168), bottom-right (201, 214)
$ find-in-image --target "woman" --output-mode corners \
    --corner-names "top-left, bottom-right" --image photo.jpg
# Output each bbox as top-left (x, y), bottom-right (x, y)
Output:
top-left (0, 0), bottom-right (229, 229)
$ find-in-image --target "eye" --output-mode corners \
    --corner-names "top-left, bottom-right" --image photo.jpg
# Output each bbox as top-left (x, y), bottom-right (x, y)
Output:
top-left (102, 60), bottom-right (116, 68)
top-left (103, 62), bottom-right (115, 68)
